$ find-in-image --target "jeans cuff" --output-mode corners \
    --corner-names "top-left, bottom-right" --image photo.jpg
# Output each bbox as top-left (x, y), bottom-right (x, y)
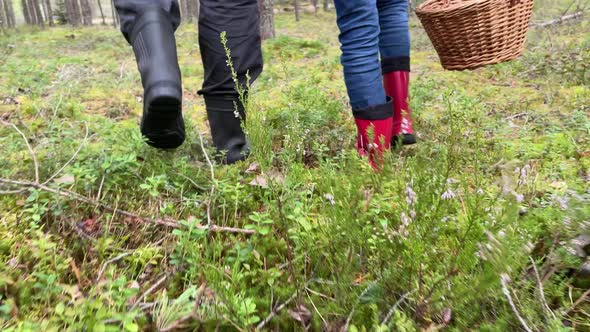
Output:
top-left (381, 56), bottom-right (411, 73)
top-left (353, 97), bottom-right (394, 120)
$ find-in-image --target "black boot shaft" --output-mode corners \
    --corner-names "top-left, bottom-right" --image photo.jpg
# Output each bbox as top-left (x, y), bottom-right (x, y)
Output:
top-left (205, 95), bottom-right (250, 165)
top-left (130, 6), bottom-right (185, 149)
top-left (131, 7), bottom-right (182, 105)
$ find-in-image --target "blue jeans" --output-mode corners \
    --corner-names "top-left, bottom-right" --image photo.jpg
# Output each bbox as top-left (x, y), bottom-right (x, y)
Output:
top-left (334, 0), bottom-right (410, 111)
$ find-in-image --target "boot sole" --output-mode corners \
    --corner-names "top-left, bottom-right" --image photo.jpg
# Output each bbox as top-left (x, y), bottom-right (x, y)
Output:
top-left (392, 134), bottom-right (417, 148)
top-left (141, 86), bottom-right (185, 149)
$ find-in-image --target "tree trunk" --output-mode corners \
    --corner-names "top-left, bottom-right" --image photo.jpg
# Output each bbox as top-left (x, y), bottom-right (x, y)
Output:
top-left (45, 0), bottom-right (54, 25)
top-left (80, 0), bottom-right (92, 25)
top-left (67, 0), bottom-right (82, 26)
top-left (323, 0), bottom-right (329, 11)
top-left (312, 0), bottom-right (318, 14)
top-left (22, 0), bottom-right (30, 24)
top-left (5, 0), bottom-right (15, 27)
top-left (34, 0), bottom-right (45, 26)
top-left (186, 0), bottom-right (194, 22)
top-left (111, 0), bottom-right (118, 27)
top-left (258, 0), bottom-right (274, 40)
top-left (180, 0), bottom-right (188, 22)
top-left (294, 0), bottom-right (300, 21)
top-left (97, 0), bottom-right (106, 25)
top-left (188, 0), bottom-right (199, 21)
top-left (26, 0), bottom-right (39, 25)
top-left (0, 0), bottom-right (6, 30)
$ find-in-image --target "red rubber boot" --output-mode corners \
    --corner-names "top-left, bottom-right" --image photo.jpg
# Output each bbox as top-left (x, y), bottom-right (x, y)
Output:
top-left (353, 98), bottom-right (394, 169)
top-left (382, 57), bottom-right (416, 146)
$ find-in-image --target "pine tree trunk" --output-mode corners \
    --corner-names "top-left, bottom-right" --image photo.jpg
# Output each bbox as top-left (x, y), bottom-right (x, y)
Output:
top-left (186, 0), bottom-right (194, 22)
top-left (80, 0), bottom-right (92, 25)
top-left (323, 0), bottom-right (329, 11)
top-left (22, 0), bottom-right (31, 24)
top-left (97, 0), bottom-right (106, 25)
top-left (34, 0), bottom-right (44, 26)
top-left (67, 0), bottom-right (82, 26)
top-left (41, 0), bottom-right (49, 24)
top-left (110, 0), bottom-right (118, 27)
top-left (188, 0), bottom-right (199, 22)
top-left (180, 0), bottom-right (188, 23)
top-left (45, 0), bottom-right (54, 25)
top-left (258, 0), bottom-right (274, 40)
top-left (294, 0), bottom-right (300, 21)
top-left (0, 0), bottom-right (6, 30)
top-left (27, 0), bottom-right (38, 25)
top-left (5, 0), bottom-right (15, 27)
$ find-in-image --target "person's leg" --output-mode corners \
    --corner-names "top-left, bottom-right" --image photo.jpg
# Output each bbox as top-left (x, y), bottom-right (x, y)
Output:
top-left (334, 0), bottom-right (393, 169)
top-left (198, 0), bottom-right (263, 164)
top-left (114, 0), bottom-right (185, 149)
top-left (377, 0), bottom-right (416, 146)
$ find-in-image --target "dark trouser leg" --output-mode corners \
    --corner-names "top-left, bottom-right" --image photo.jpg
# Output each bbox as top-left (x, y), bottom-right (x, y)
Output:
top-left (198, 0), bottom-right (263, 164)
top-left (114, 0), bottom-right (185, 149)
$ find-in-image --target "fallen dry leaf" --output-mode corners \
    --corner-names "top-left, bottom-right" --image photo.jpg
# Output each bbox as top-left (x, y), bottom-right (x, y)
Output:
top-left (288, 304), bottom-right (312, 326)
top-left (54, 174), bottom-right (75, 185)
top-left (249, 175), bottom-right (268, 188)
top-left (245, 162), bottom-right (261, 174)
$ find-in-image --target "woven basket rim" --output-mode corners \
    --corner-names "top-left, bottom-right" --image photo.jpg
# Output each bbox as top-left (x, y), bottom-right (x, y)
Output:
top-left (416, 0), bottom-right (493, 14)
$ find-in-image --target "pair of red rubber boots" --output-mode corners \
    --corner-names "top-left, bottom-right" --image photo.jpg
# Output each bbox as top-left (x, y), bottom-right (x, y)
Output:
top-left (354, 62), bottom-right (416, 169)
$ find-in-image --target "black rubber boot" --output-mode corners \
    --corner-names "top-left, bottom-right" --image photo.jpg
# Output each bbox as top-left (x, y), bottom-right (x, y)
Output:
top-left (131, 6), bottom-right (185, 149)
top-left (205, 96), bottom-right (250, 165)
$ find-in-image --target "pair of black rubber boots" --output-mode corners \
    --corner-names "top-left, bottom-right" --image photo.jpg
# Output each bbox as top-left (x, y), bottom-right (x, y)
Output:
top-left (132, 8), bottom-right (249, 165)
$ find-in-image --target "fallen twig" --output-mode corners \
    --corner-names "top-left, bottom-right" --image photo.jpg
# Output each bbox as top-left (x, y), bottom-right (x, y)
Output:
top-left (500, 274), bottom-right (533, 332)
top-left (0, 178), bottom-right (255, 235)
top-left (257, 279), bottom-right (314, 330)
top-left (159, 283), bottom-right (207, 332)
top-left (381, 290), bottom-right (415, 326)
top-left (257, 289), bottom-right (298, 330)
top-left (343, 281), bottom-right (380, 331)
top-left (1, 120), bottom-right (39, 184)
top-left (563, 287), bottom-right (590, 316)
top-left (131, 274), bottom-right (169, 311)
top-left (43, 121), bottom-right (89, 185)
top-left (534, 11), bottom-right (584, 27)
top-left (197, 129), bottom-right (215, 228)
top-left (529, 257), bottom-right (556, 321)
top-left (96, 252), bottom-right (132, 282)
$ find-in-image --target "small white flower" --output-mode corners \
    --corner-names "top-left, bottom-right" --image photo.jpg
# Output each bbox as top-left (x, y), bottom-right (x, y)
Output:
top-left (405, 184), bottom-right (417, 206)
top-left (401, 212), bottom-right (410, 227)
top-left (441, 189), bottom-right (456, 200)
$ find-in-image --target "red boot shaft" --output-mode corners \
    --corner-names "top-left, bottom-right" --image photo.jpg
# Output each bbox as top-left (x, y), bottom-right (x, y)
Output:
top-left (353, 98), bottom-right (394, 169)
top-left (383, 71), bottom-right (416, 145)
top-left (382, 56), bottom-right (416, 146)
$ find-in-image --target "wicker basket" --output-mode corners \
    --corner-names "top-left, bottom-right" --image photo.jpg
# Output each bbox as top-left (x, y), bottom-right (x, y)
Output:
top-left (416, 0), bottom-right (534, 70)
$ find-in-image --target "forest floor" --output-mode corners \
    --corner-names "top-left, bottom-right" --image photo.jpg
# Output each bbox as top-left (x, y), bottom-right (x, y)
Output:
top-left (0, 3), bottom-right (589, 332)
